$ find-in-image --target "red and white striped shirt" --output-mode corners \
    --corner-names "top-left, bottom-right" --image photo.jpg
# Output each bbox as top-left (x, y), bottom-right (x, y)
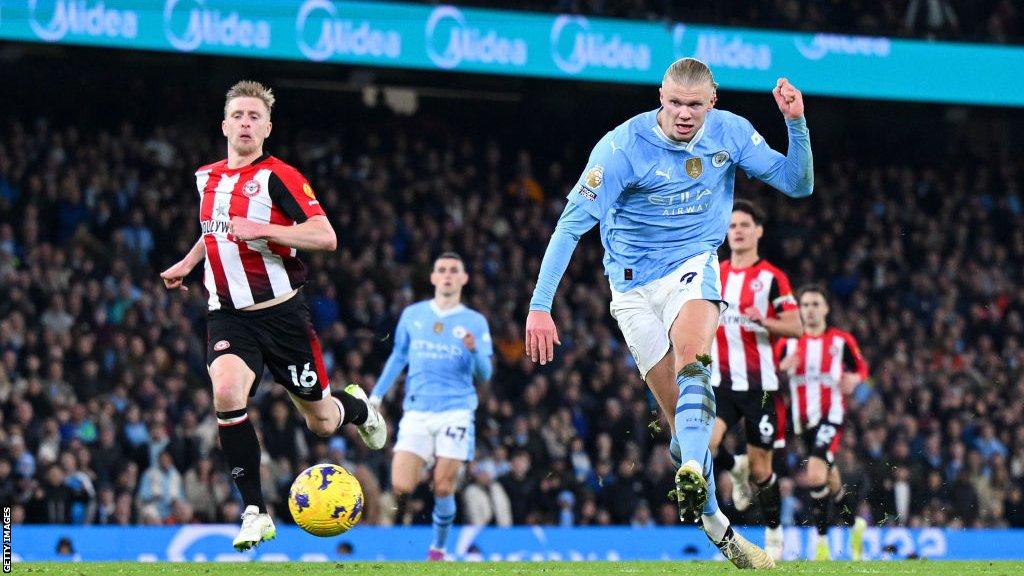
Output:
top-left (774, 328), bottom-right (868, 432)
top-left (711, 259), bottom-right (797, 392)
top-left (196, 154), bottom-right (326, 311)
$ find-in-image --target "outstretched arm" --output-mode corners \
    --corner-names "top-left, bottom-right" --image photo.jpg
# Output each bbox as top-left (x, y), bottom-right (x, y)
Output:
top-left (160, 238), bottom-right (206, 291)
top-left (839, 334), bottom-right (869, 395)
top-left (463, 332), bottom-right (494, 382)
top-left (230, 215), bottom-right (337, 252)
top-left (525, 203), bottom-right (598, 364)
top-left (744, 307), bottom-right (803, 338)
top-left (370, 348), bottom-right (409, 402)
top-left (528, 203), bottom-right (598, 312)
top-left (738, 78), bottom-right (813, 198)
top-left (371, 311), bottom-right (412, 403)
top-left (526, 128), bottom-right (632, 365)
top-left (232, 171), bottom-right (336, 251)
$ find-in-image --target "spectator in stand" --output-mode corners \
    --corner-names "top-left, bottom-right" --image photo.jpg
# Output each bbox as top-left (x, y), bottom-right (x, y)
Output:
top-left (137, 450), bottom-right (184, 522)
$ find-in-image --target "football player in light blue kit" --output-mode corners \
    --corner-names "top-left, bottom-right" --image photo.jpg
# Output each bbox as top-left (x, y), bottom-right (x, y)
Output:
top-left (370, 252), bottom-right (493, 561)
top-left (525, 58), bottom-right (813, 569)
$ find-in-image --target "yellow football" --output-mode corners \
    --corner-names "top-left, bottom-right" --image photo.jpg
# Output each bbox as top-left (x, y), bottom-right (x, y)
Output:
top-left (288, 463), bottom-right (364, 536)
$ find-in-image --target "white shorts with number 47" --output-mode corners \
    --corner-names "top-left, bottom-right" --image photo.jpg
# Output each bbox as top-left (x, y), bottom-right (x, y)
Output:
top-left (394, 409), bottom-right (475, 462)
top-left (609, 251), bottom-right (724, 379)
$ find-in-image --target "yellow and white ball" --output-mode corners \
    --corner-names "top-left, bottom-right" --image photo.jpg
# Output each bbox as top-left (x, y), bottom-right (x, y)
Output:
top-left (288, 463), bottom-right (364, 536)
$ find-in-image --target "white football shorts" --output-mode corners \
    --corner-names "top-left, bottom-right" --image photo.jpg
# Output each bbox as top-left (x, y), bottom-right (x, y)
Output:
top-left (394, 409), bottom-right (475, 462)
top-left (609, 251), bottom-right (724, 379)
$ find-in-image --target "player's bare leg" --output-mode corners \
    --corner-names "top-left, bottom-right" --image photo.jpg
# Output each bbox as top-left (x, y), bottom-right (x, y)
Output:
top-left (210, 355), bottom-right (276, 551)
top-left (667, 299), bottom-right (774, 569)
top-left (644, 353), bottom-right (678, 439)
top-left (667, 299), bottom-right (720, 523)
top-left (709, 417), bottom-right (728, 455)
top-left (391, 450), bottom-right (427, 525)
top-left (806, 456), bottom-right (831, 560)
top-left (288, 393), bottom-right (344, 437)
top-left (428, 457), bottom-right (464, 560)
top-left (287, 382), bottom-right (386, 448)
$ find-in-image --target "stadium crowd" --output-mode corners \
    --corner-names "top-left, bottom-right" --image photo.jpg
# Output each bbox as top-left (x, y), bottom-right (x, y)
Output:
top-left (0, 90), bottom-right (1023, 533)
top-left (413, 0), bottom-right (1021, 44)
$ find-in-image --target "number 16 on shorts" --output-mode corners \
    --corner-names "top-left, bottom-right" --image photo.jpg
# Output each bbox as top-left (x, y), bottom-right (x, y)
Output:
top-left (288, 363), bottom-right (319, 389)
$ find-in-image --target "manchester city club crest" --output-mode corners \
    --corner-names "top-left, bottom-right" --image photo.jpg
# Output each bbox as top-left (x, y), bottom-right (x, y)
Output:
top-left (452, 325), bottom-right (468, 339)
top-left (685, 157), bottom-right (703, 179)
top-left (712, 151), bottom-right (730, 168)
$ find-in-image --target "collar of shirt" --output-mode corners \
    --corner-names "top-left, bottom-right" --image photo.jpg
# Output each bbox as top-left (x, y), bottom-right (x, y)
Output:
top-left (649, 108), bottom-right (707, 153)
top-left (430, 300), bottom-right (466, 318)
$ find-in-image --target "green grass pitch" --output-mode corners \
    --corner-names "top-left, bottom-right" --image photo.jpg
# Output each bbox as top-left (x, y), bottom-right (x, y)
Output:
top-left (14, 562), bottom-right (1024, 575)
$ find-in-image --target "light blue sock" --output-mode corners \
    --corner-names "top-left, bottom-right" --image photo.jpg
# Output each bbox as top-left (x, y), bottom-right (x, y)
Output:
top-left (669, 436), bottom-right (682, 468)
top-left (673, 359), bottom-right (720, 516)
top-left (702, 449), bottom-right (719, 515)
top-left (670, 422), bottom-right (720, 514)
top-left (674, 360), bottom-right (715, 465)
top-left (431, 494), bottom-right (456, 551)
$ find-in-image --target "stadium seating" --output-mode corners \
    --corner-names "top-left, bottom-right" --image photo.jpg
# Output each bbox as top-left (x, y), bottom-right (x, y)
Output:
top-left (1, 67), bottom-right (1023, 533)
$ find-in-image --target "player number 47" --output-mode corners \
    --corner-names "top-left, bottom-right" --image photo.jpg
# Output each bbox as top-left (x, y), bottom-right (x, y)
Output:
top-left (445, 426), bottom-right (467, 441)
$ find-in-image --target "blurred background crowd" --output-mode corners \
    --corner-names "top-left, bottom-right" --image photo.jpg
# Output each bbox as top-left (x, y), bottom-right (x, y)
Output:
top-left (1, 33), bottom-right (1023, 533)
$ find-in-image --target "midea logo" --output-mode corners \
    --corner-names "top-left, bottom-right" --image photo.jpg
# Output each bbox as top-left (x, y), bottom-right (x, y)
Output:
top-left (163, 0), bottom-right (271, 53)
top-left (29, 0), bottom-right (138, 42)
top-left (794, 33), bottom-right (891, 61)
top-left (296, 0), bottom-right (401, 63)
top-left (550, 15), bottom-right (650, 75)
top-left (673, 23), bottom-right (771, 71)
top-left (425, 5), bottom-right (527, 70)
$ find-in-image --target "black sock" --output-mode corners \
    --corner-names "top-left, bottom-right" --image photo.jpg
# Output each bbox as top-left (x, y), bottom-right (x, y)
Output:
top-left (809, 484), bottom-right (830, 536)
top-left (832, 487), bottom-right (857, 527)
top-left (713, 449), bottom-right (736, 474)
top-left (755, 473), bottom-right (782, 529)
top-left (772, 448), bottom-right (790, 478)
top-left (333, 389), bottom-right (369, 426)
top-left (217, 409), bottom-right (266, 513)
top-left (714, 525), bottom-right (736, 547)
top-left (394, 492), bottom-right (410, 526)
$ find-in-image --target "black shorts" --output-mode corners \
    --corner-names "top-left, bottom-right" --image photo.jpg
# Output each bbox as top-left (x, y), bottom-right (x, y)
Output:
top-left (206, 293), bottom-right (330, 402)
top-left (714, 387), bottom-right (779, 450)
top-left (800, 421), bottom-right (844, 465)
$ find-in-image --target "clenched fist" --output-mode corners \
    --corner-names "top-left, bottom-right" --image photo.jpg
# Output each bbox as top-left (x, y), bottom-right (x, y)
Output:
top-left (772, 78), bottom-right (804, 120)
top-left (229, 216), bottom-right (267, 242)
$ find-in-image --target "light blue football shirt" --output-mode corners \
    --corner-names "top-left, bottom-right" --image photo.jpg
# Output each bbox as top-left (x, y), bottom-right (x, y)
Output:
top-left (371, 300), bottom-right (493, 413)
top-left (530, 107), bottom-right (813, 310)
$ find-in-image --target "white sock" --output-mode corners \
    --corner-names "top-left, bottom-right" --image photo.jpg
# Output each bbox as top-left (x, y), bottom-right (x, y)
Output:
top-left (332, 396), bottom-right (345, 430)
top-left (702, 509), bottom-right (730, 543)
